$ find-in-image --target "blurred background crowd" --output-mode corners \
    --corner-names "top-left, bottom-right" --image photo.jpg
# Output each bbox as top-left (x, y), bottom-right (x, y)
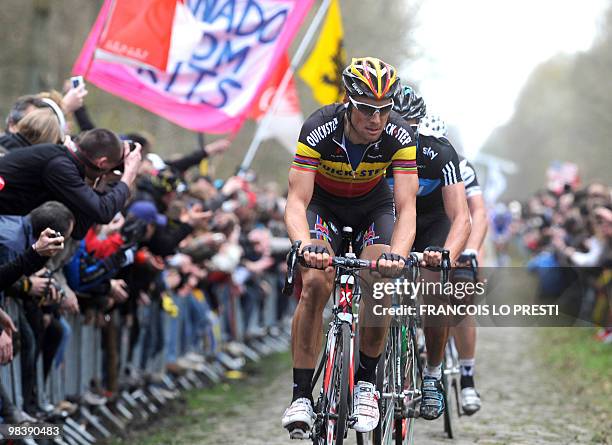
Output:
top-left (491, 180), bottom-right (612, 342)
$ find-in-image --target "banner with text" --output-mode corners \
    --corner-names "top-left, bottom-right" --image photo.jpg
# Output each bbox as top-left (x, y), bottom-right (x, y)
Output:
top-left (73, 0), bottom-right (314, 133)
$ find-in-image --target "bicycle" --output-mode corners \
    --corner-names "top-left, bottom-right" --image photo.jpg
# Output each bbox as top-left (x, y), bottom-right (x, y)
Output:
top-left (283, 228), bottom-right (416, 444)
top-left (358, 249), bottom-right (451, 445)
top-left (442, 251), bottom-right (479, 439)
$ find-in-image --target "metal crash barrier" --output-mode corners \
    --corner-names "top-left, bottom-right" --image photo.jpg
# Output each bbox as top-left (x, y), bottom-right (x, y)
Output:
top-left (0, 270), bottom-right (295, 444)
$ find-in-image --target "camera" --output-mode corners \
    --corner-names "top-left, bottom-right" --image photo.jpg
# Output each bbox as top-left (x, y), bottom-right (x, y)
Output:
top-left (70, 75), bottom-right (84, 89)
top-left (125, 139), bottom-right (137, 152)
top-left (48, 230), bottom-right (63, 245)
top-left (40, 270), bottom-right (66, 304)
top-left (111, 140), bottom-right (138, 175)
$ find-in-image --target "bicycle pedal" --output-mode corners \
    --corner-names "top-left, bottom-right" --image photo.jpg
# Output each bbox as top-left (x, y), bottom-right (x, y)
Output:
top-left (288, 427), bottom-right (311, 440)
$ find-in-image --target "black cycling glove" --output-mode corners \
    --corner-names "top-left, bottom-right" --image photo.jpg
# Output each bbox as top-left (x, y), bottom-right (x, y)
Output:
top-left (376, 252), bottom-right (407, 277)
top-left (302, 245), bottom-right (329, 255)
top-left (377, 252), bottom-right (406, 265)
top-left (457, 249), bottom-right (479, 266)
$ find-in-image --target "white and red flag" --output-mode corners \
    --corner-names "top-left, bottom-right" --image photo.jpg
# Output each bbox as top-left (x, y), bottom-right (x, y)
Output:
top-left (249, 53), bottom-right (303, 153)
top-left (73, 0), bottom-right (314, 133)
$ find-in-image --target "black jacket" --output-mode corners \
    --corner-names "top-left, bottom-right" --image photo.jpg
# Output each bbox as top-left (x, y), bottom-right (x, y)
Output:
top-left (0, 246), bottom-right (46, 291)
top-left (0, 144), bottom-right (130, 239)
top-left (0, 132), bottom-right (30, 152)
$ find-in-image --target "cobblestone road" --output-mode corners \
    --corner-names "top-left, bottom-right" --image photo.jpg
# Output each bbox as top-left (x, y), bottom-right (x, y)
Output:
top-left (198, 327), bottom-right (599, 444)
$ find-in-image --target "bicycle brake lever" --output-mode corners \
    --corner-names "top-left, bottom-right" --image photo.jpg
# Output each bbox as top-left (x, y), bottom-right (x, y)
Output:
top-left (470, 256), bottom-right (479, 282)
top-left (441, 250), bottom-right (451, 284)
top-left (282, 240), bottom-right (302, 296)
top-left (408, 254), bottom-right (419, 282)
top-left (441, 250), bottom-right (451, 269)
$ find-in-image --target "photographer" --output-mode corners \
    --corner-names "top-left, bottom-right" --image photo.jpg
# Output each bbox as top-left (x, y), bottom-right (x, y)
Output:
top-left (0, 229), bottom-right (67, 291)
top-left (0, 201), bottom-right (75, 417)
top-left (0, 202), bottom-right (74, 296)
top-left (0, 128), bottom-right (141, 239)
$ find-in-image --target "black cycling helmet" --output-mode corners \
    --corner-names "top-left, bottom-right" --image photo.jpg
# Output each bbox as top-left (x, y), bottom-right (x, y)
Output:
top-left (393, 84), bottom-right (427, 120)
top-left (342, 57), bottom-right (400, 101)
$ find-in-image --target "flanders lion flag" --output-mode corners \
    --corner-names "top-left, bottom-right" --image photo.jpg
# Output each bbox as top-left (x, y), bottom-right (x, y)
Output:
top-left (299, 0), bottom-right (346, 105)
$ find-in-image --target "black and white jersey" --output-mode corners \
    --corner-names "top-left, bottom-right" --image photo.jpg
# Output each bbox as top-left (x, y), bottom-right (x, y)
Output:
top-left (414, 134), bottom-right (462, 213)
top-left (387, 133), bottom-right (467, 213)
top-left (458, 155), bottom-right (482, 199)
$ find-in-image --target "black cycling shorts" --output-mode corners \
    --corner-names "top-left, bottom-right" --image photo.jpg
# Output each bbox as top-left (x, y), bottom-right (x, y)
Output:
top-left (306, 179), bottom-right (395, 256)
top-left (412, 210), bottom-right (451, 252)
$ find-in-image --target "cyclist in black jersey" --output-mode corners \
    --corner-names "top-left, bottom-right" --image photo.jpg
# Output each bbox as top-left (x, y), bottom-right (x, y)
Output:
top-left (282, 58), bottom-right (419, 438)
top-left (454, 153), bottom-right (487, 415)
top-left (389, 85), bottom-right (471, 420)
top-left (421, 114), bottom-right (488, 415)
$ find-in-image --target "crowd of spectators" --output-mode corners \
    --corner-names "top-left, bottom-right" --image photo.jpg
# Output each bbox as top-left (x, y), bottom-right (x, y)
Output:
top-left (503, 181), bottom-right (612, 342)
top-left (0, 80), bottom-right (293, 425)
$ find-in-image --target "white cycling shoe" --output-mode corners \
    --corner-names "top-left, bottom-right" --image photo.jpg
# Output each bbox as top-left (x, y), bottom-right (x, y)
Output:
top-left (352, 381), bottom-right (380, 433)
top-left (282, 398), bottom-right (315, 439)
top-left (460, 387), bottom-right (481, 415)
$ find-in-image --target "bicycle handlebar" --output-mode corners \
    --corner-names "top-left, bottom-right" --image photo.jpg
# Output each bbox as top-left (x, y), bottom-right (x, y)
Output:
top-left (282, 242), bottom-right (449, 296)
top-left (455, 251), bottom-right (479, 282)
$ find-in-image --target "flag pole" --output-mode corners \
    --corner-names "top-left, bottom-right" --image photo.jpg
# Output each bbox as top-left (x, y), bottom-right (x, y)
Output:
top-left (238, 0), bottom-right (332, 173)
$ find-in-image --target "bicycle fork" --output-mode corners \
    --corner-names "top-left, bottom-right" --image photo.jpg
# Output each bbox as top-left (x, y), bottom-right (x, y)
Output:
top-left (312, 318), bottom-right (356, 442)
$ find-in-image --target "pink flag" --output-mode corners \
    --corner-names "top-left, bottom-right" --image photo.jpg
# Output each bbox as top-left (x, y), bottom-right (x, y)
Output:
top-left (73, 0), bottom-right (314, 134)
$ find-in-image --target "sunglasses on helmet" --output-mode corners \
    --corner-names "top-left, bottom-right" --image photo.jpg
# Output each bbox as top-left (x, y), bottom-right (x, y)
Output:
top-left (349, 96), bottom-right (394, 117)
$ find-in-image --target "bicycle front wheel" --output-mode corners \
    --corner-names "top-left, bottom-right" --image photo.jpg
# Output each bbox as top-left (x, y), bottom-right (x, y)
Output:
top-left (372, 327), bottom-right (398, 445)
top-left (442, 349), bottom-right (454, 439)
top-left (322, 322), bottom-right (351, 445)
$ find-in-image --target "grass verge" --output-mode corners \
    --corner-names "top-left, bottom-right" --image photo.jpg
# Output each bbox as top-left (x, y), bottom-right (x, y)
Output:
top-left (535, 327), bottom-right (611, 444)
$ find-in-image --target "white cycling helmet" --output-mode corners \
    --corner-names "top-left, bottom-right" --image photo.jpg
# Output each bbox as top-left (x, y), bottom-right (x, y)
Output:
top-left (418, 113), bottom-right (447, 138)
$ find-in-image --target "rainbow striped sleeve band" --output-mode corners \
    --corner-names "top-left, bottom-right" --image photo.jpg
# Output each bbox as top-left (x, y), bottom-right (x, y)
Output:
top-left (292, 154), bottom-right (319, 172)
top-left (391, 159), bottom-right (417, 174)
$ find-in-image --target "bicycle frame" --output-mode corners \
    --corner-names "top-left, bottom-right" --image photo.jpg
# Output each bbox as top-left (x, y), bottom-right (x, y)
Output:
top-left (371, 279), bottom-right (422, 445)
top-left (312, 257), bottom-right (362, 443)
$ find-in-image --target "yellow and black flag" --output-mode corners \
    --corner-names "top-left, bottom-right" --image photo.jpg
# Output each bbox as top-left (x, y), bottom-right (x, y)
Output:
top-left (299, 0), bottom-right (346, 105)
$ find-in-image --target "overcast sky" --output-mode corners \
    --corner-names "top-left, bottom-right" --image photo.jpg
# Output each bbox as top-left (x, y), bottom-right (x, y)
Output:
top-left (405, 0), bottom-right (609, 157)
